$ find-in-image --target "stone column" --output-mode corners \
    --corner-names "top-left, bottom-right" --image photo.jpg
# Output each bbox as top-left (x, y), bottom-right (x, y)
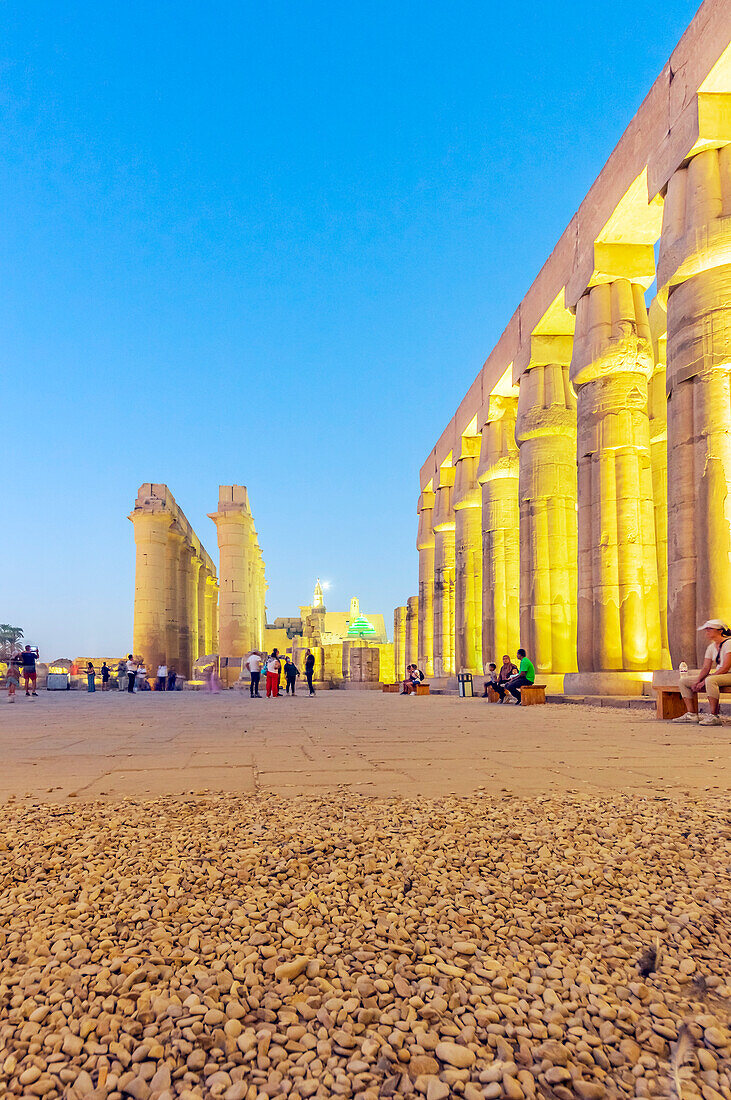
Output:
top-left (205, 576), bottom-right (219, 653)
top-left (515, 363), bottom-right (578, 673)
top-left (164, 527), bottom-right (185, 673)
top-left (130, 511), bottom-right (171, 671)
top-left (570, 280), bottom-right (662, 673)
top-left (197, 564), bottom-right (208, 656)
top-left (393, 606), bottom-right (407, 682)
top-left (405, 596), bottom-right (418, 668)
top-left (416, 491), bottom-right (435, 677)
top-left (658, 146), bottom-right (731, 664)
top-left (453, 440), bottom-right (482, 673)
top-left (177, 544), bottom-right (193, 678)
top-left (648, 297), bottom-right (670, 666)
top-left (209, 487), bottom-right (256, 658)
top-left (188, 555), bottom-right (202, 665)
top-left (432, 471), bottom-right (456, 679)
top-left (477, 396), bottom-right (520, 665)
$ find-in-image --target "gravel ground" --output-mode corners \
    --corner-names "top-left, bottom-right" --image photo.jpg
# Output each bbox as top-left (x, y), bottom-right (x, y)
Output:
top-left (0, 793), bottom-right (729, 1100)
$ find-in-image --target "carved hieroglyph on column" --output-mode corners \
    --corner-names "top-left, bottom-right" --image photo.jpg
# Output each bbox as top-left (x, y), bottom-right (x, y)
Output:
top-left (209, 485), bottom-right (264, 657)
top-left (658, 146), bottom-right (731, 664)
top-left (648, 297), bottom-right (670, 666)
top-left (453, 440), bottom-right (482, 673)
top-left (393, 606), bottom-right (407, 682)
top-left (131, 511), bottom-right (171, 673)
top-left (405, 595), bottom-right (418, 668)
top-left (477, 396), bottom-right (520, 664)
top-left (416, 491), bottom-right (435, 677)
top-left (432, 470), bottom-right (456, 679)
top-left (571, 280), bottom-right (662, 672)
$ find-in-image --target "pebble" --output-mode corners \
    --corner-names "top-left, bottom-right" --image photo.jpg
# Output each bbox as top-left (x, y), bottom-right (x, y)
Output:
top-left (0, 791), bottom-right (728, 1100)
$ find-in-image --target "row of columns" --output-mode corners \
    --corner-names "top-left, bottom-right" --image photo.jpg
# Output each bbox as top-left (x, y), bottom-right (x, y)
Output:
top-left (393, 596), bottom-right (419, 681)
top-left (416, 145), bottom-right (731, 676)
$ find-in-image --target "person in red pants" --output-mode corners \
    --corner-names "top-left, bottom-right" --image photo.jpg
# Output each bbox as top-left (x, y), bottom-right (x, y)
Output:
top-left (265, 649), bottom-right (281, 697)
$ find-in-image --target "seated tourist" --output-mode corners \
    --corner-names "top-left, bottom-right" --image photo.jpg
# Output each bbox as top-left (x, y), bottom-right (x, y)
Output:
top-left (482, 662), bottom-right (498, 698)
top-left (507, 648), bottom-right (535, 704)
top-left (674, 619), bottom-right (731, 726)
top-left (494, 654), bottom-right (517, 701)
top-left (401, 665), bottom-right (423, 694)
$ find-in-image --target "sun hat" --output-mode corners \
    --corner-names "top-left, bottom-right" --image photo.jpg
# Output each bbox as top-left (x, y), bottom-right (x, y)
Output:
top-left (698, 619), bottom-right (729, 631)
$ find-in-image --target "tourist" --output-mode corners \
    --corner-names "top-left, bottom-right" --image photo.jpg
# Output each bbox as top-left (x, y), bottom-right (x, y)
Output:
top-left (156, 662), bottom-right (168, 692)
top-left (245, 651), bottom-right (263, 697)
top-left (116, 659), bottom-right (127, 690)
top-left (19, 644), bottom-right (39, 697)
top-left (101, 662), bottom-right (110, 691)
top-left (265, 649), bottom-right (281, 698)
top-left (494, 654), bottom-right (518, 702)
top-left (507, 648), bottom-right (535, 704)
top-left (285, 657), bottom-right (299, 695)
top-left (304, 649), bottom-right (315, 695)
top-left (6, 658), bottom-right (20, 702)
top-left (482, 662), bottom-right (498, 698)
top-left (675, 619), bottom-right (731, 726)
top-left (125, 654), bottom-right (137, 693)
top-left (401, 664), bottom-right (423, 694)
top-left (86, 662), bottom-right (96, 692)
top-left (167, 666), bottom-right (177, 691)
top-left (136, 663), bottom-right (149, 691)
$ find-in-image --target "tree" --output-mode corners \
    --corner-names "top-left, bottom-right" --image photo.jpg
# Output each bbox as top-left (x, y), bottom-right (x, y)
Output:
top-left (0, 624), bottom-right (24, 659)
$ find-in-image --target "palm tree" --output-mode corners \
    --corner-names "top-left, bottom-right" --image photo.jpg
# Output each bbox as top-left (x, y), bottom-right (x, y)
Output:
top-left (0, 624), bottom-right (24, 660)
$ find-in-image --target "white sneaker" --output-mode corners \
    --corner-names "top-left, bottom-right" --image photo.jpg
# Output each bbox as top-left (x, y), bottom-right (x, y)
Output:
top-left (699, 714), bottom-right (722, 726)
top-left (672, 712), bottom-right (699, 723)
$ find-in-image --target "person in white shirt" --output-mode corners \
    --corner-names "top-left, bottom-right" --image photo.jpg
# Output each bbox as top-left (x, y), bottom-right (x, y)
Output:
top-left (156, 664), bottom-right (168, 692)
top-left (265, 650), bottom-right (281, 698)
top-left (126, 655), bottom-right (137, 694)
top-left (675, 619), bottom-right (731, 726)
top-left (245, 651), bottom-right (263, 698)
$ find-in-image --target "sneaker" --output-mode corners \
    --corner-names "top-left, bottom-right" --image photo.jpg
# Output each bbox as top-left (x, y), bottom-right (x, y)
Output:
top-left (25, 691), bottom-right (30, 696)
top-left (672, 712), bottom-right (699, 723)
top-left (32, 692), bottom-right (38, 697)
top-left (699, 714), bottom-right (722, 726)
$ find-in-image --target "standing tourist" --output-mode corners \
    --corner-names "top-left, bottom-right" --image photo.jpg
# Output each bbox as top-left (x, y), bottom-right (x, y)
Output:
top-left (126, 654), bottom-right (137, 693)
top-left (265, 649), bottom-right (281, 698)
top-left (245, 651), bottom-right (262, 698)
top-left (167, 666), bottom-right (177, 692)
top-left (100, 662), bottom-right (111, 690)
top-left (156, 662), bottom-right (167, 692)
top-left (304, 649), bottom-right (315, 695)
top-left (86, 662), bottom-right (96, 692)
top-left (19, 645), bottom-right (39, 697)
top-left (507, 648), bottom-right (535, 704)
top-left (285, 657), bottom-right (299, 695)
top-left (674, 619), bottom-right (731, 726)
top-left (116, 658), bottom-right (127, 690)
top-left (6, 658), bottom-right (20, 702)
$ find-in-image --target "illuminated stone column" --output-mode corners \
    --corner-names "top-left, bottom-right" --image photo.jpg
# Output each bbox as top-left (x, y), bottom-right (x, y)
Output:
top-left (164, 527), bottom-right (185, 672)
top-left (478, 396), bottom-right (520, 664)
top-left (432, 470), bottom-right (456, 679)
top-left (197, 564), bottom-right (208, 656)
top-left (658, 146), bottom-right (731, 664)
top-left (416, 491), bottom-right (435, 677)
top-left (253, 548), bottom-right (266, 649)
top-left (393, 606), bottom-right (407, 682)
top-left (177, 544), bottom-right (193, 677)
top-left (570, 280), bottom-right (662, 673)
top-left (453, 440), bottom-right (482, 673)
top-left (205, 575), bottom-right (219, 653)
top-left (516, 363), bottom-right (578, 673)
top-left (405, 595), bottom-right (418, 668)
top-left (188, 555), bottom-right (202, 664)
top-left (209, 486), bottom-right (256, 657)
top-left (648, 297), bottom-right (670, 666)
top-left (130, 511), bottom-right (171, 671)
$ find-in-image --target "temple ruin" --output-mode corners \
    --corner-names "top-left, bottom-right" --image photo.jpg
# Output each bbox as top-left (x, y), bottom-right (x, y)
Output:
top-left (402, 1), bottom-right (731, 694)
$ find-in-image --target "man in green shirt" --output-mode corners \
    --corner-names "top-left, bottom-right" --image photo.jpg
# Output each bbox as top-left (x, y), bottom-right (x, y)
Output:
top-left (507, 648), bottom-right (535, 704)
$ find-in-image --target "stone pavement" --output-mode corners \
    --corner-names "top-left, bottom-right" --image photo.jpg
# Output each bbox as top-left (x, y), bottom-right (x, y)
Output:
top-left (1, 691), bottom-right (728, 803)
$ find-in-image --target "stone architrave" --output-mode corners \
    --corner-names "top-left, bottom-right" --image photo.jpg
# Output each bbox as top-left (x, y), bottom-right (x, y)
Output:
top-left (477, 396), bottom-right (520, 665)
top-left (432, 472), bottom-right (456, 679)
top-left (658, 146), bottom-right (731, 664)
top-left (416, 491), bottom-right (435, 677)
top-left (570, 280), bottom-right (662, 673)
top-left (515, 363), bottom-right (578, 674)
top-left (453, 440), bottom-right (482, 674)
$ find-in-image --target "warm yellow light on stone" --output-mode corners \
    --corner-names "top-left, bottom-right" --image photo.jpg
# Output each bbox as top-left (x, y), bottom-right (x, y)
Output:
top-left (453, 437), bottom-right (482, 674)
top-left (416, 490), bottom-right (435, 677)
top-left (405, 595), bottom-right (418, 668)
top-left (432, 470), bottom-right (456, 679)
top-left (209, 485), bottom-right (266, 659)
top-left (393, 605), bottom-right (407, 682)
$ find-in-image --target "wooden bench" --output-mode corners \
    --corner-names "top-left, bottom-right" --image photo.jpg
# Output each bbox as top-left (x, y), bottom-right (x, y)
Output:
top-left (415, 683), bottom-right (430, 696)
top-left (486, 685), bottom-right (502, 703)
top-left (653, 683), bottom-right (731, 719)
top-left (382, 683), bottom-right (400, 693)
top-left (521, 683), bottom-right (546, 706)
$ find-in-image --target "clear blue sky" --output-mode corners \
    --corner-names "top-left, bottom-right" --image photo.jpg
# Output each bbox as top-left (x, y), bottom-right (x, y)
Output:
top-left (2, 0), bottom-right (699, 657)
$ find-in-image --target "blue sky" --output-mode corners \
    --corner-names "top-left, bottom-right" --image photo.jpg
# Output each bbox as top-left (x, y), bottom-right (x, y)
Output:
top-left (2, 0), bottom-right (699, 656)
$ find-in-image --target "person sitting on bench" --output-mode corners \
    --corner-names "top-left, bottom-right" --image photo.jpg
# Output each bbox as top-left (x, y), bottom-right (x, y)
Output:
top-left (507, 648), bottom-right (535, 704)
top-left (674, 619), bottom-right (731, 727)
top-left (401, 664), bottom-right (424, 694)
top-left (482, 662), bottom-right (498, 697)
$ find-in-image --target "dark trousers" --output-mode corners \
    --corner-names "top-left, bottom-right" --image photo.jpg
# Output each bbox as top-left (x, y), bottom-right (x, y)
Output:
top-left (306, 670), bottom-right (314, 694)
top-left (127, 672), bottom-right (136, 693)
top-left (507, 673), bottom-right (532, 702)
top-left (285, 676), bottom-right (296, 695)
top-left (156, 676), bottom-right (166, 692)
top-left (250, 670), bottom-right (261, 697)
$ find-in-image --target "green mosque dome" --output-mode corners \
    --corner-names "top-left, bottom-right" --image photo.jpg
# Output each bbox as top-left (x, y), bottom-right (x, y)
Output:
top-left (346, 614), bottom-right (377, 638)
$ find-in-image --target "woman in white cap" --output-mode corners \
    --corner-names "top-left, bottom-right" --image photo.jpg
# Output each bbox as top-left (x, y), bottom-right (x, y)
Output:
top-left (674, 619), bottom-right (731, 725)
